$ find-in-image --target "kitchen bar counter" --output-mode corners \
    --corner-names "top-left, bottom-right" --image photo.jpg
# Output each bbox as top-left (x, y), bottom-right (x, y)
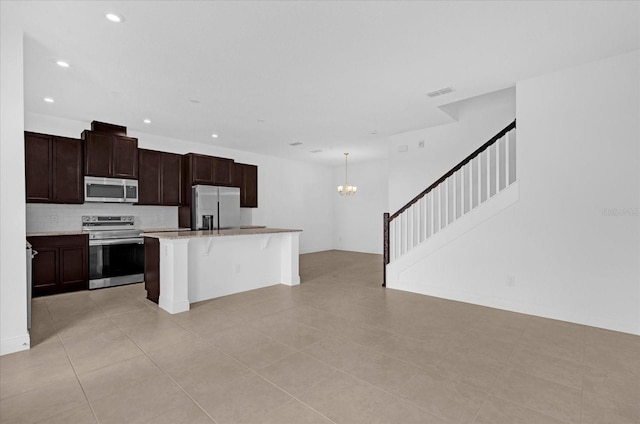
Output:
top-left (145, 228), bottom-right (301, 314)
top-left (141, 227), bottom-right (191, 233)
top-left (27, 226), bottom-right (267, 237)
top-left (143, 227), bottom-right (299, 239)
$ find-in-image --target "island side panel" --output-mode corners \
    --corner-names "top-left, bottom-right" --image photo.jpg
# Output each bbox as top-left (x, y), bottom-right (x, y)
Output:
top-left (280, 232), bottom-right (300, 286)
top-left (158, 238), bottom-right (191, 314)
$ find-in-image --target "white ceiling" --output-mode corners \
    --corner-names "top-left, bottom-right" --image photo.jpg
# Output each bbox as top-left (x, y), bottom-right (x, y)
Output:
top-left (7, 1), bottom-right (639, 165)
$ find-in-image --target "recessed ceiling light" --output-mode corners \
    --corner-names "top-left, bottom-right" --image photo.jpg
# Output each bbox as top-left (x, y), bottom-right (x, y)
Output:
top-left (143, 119), bottom-right (151, 124)
top-left (189, 99), bottom-right (201, 104)
top-left (257, 119), bottom-right (265, 123)
top-left (43, 97), bottom-right (55, 103)
top-left (56, 60), bottom-right (70, 68)
top-left (289, 142), bottom-right (302, 146)
top-left (105, 13), bottom-right (124, 23)
top-left (310, 149), bottom-right (323, 153)
top-left (211, 134), bottom-right (218, 138)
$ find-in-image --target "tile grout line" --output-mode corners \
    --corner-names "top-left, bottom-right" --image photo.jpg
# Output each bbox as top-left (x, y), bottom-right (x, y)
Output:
top-left (128, 296), bottom-right (352, 423)
top-left (467, 318), bottom-right (530, 423)
top-left (101, 291), bottom-right (221, 424)
top-left (23, 262), bottom-right (639, 424)
top-left (289, 339), bottom-right (455, 424)
top-left (43, 298), bottom-right (102, 424)
top-left (154, 307), bottom-right (334, 422)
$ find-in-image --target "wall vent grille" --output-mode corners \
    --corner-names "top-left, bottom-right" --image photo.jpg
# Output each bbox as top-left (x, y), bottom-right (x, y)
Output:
top-left (427, 86), bottom-right (455, 98)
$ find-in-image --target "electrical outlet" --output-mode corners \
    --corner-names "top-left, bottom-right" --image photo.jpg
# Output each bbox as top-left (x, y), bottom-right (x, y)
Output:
top-left (507, 276), bottom-right (516, 287)
top-left (50, 215), bottom-right (58, 223)
top-left (235, 264), bottom-right (241, 274)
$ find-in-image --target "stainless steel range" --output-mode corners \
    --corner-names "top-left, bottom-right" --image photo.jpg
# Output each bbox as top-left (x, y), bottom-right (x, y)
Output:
top-left (82, 215), bottom-right (144, 290)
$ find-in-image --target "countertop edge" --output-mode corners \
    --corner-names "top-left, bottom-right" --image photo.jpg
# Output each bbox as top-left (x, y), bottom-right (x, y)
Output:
top-left (27, 231), bottom-right (89, 237)
top-left (143, 228), bottom-right (302, 239)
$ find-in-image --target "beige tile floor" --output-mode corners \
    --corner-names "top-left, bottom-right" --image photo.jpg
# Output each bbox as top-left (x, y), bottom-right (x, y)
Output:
top-left (1, 250), bottom-right (639, 424)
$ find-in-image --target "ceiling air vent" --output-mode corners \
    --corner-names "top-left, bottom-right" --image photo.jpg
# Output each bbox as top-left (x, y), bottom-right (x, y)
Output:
top-left (427, 86), bottom-right (455, 98)
top-left (310, 149), bottom-right (323, 153)
top-left (289, 142), bottom-right (302, 146)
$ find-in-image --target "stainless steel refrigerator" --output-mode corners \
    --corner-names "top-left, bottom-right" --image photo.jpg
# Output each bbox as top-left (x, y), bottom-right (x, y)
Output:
top-left (192, 185), bottom-right (241, 230)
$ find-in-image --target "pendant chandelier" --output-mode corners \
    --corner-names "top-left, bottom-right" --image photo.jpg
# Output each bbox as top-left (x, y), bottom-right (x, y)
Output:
top-left (337, 152), bottom-right (357, 195)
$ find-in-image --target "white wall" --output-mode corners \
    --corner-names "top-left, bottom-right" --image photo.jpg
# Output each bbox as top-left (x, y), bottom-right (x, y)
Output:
top-left (388, 87), bottom-right (516, 213)
top-left (333, 160), bottom-right (389, 254)
top-left (1, 16), bottom-right (30, 355)
top-left (390, 51), bottom-right (640, 335)
top-left (24, 113), bottom-right (335, 254)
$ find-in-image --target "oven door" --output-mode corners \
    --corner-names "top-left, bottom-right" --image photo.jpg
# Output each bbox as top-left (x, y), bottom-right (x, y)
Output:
top-left (88, 238), bottom-right (144, 289)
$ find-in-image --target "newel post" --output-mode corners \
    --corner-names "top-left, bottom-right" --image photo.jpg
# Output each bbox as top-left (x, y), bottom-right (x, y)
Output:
top-left (383, 212), bottom-right (390, 287)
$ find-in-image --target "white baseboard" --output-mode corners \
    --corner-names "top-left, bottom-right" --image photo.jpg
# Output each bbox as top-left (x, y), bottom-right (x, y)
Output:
top-left (0, 333), bottom-right (30, 356)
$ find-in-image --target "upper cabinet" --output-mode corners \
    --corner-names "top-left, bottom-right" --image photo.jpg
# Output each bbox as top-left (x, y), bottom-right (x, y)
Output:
top-left (25, 122), bottom-right (258, 209)
top-left (82, 130), bottom-right (138, 179)
top-left (183, 153), bottom-right (234, 186)
top-left (234, 163), bottom-right (258, 208)
top-left (25, 132), bottom-right (84, 204)
top-left (138, 149), bottom-right (182, 206)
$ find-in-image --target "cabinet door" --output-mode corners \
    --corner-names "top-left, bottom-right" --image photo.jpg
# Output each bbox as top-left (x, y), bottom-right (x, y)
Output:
top-left (112, 136), bottom-right (138, 178)
top-left (59, 245), bottom-right (87, 292)
top-left (213, 157), bottom-right (233, 185)
top-left (84, 132), bottom-right (112, 177)
top-left (191, 154), bottom-right (214, 185)
top-left (242, 164), bottom-right (258, 208)
top-left (231, 162), bottom-right (242, 188)
top-left (25, 132), bottom-right (53, 202)
top-left (31, 246), bottom-right (58, 297)
top-left (138, 149), bottom-right (162, 205)
top-left (161, 152), bottom-right (182, 205)
top-left (29, 235), bottom-right (88, 297)
top-left (53, 136), bottom-right (83, 203)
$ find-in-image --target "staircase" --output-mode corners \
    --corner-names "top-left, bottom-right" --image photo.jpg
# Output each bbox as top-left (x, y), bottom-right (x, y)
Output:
top-left (383, 120), bottom-right (517, 286)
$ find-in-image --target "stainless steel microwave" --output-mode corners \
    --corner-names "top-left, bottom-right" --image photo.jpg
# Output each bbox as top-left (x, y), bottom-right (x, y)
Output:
top-left (84, 176), bottom-right (138, 203)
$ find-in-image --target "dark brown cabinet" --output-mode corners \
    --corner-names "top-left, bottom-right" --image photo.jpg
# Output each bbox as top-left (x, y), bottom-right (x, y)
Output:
top-left (25, 132), bottom-right (83, 204)
top-left (144, 237), bottom-right (160, 303)
top-left (184, 153), bottom-right (234, 186)
top-left (138, 149), bottom-right (181, 206)
top-left (28, 235), bottom-right (88, 297)
top-left (180, 153), bottom-right (231, 227)
top-left (190, 154), bottom-right (214, 185)
top-left (234, 163), bottom-right (258, 208)
top-left (82, 130), bottom-right (138, 179)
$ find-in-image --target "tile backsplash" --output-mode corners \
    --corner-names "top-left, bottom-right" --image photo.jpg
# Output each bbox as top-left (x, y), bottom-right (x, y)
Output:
top-left (26, 203), bottom-right (178, 232)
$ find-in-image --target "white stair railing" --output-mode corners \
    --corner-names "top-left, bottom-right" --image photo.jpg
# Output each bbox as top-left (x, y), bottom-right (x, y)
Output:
top-left (383, 121), bottom-right (516, 285)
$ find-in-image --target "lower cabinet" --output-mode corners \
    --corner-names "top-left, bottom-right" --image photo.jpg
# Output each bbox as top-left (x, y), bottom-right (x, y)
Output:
top-left (28, 234), bottom-right (88, 297)
top-left (144, 237), bottom-right (160, 303)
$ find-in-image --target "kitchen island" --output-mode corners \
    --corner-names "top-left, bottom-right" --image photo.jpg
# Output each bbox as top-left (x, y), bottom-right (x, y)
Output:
top-left (142, 228), bottom-right (302, 314)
